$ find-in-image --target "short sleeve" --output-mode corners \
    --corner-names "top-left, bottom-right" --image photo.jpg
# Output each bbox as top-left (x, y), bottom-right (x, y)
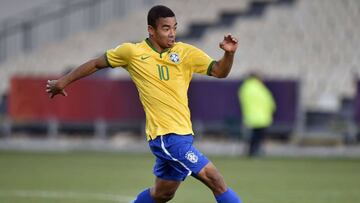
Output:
top-left (187, 45), bottom-right (216, 75)
top-left (105, 43), bottom-right (133, 68)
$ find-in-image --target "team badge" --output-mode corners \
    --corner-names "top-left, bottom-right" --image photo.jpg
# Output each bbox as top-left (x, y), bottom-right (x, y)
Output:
top-left (169, 52), bottom-right (180, 63)
top-left (185, 151), bottom-right (198, 163)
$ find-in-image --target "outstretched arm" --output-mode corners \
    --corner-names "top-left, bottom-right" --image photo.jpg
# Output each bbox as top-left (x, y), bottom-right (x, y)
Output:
top-left (210, 33), bottom-right (238, 78)
top-left (46, 54), bottom-right (109, 98)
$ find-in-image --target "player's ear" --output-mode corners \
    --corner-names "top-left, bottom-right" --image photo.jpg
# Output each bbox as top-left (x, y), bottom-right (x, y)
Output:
top-left (148, 25), bottom-right (155, 36)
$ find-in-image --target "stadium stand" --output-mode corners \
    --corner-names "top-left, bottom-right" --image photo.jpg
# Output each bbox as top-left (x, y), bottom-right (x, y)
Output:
top-left (0, 0), bottom-right (359, 141)
top-left (195, 0), bottom-right (360, 112)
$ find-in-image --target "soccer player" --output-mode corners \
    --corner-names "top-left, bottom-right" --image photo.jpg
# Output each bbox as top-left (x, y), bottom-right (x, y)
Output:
top-left (46, 5), bottom-right (241, 203)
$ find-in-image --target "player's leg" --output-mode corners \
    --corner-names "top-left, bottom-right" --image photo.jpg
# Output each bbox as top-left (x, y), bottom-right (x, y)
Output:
top-left (160, 133), bottom-right (242, 203)
top-left (151, 177), bottom-right (181, 202)
top-left (154, 133), bottom-right (242, 202)
top-left (133, 134), bottom-right (190, 203)
top-left (194, 160), bottom-right (242, 203)
top-left (193, 162), bottom-right (227, 194)
top-left (132, 178), bottom-right (180, 203)
top-left (248, 128), bottom-right (257, 156)
top-left (249, 128), bottom-right (265, 157)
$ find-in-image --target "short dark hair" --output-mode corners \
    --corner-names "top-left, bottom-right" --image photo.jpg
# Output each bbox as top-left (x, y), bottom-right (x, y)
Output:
top-left (147, 5), bottom-right (175, 28)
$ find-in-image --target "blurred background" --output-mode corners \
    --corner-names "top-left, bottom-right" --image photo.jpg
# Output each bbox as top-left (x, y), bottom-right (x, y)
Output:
top-left (1, 1), bottom-right (360, 203)
top-left (0, 0), bottom-right (360, 155)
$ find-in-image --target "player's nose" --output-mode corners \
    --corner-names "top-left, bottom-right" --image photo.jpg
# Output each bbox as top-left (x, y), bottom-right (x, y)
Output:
top-left (169, 29), bottom-right (176, 37)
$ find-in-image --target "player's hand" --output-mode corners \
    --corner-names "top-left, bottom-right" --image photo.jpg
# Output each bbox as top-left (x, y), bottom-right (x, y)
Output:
top-left (46, 80), bottom-right (67, 98)
top-left (219, 33), bottom-right (238, 54)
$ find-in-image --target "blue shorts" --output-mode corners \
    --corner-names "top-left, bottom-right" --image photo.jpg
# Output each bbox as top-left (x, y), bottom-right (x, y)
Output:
top-left (149, 133), bottom-right (209, 181)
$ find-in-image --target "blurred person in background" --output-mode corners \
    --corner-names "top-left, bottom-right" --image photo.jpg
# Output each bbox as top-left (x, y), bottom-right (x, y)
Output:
top-left (46, 5), bottom-right (241, 203)
top-left (0, 94), bottom-right (6, 113)
top-left (238, 72), bottom-right (276, 157)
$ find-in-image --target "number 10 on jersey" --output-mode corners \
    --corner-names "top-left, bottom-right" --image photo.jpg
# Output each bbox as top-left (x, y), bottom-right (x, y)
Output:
top-left (157, 64), bottom-right (169, 81)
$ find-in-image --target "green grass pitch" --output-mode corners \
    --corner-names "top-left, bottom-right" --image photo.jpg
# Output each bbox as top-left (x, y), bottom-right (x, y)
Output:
top-left (0, 151), bottom-right (359, 203)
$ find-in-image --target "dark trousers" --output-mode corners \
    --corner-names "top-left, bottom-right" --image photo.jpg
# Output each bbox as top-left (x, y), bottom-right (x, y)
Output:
top-left (248, 128), bottom-right (266, 157)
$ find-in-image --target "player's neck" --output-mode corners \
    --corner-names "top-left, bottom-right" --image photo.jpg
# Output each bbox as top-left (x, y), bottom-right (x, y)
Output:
top-left (147, 38), bottom-right (166, 53)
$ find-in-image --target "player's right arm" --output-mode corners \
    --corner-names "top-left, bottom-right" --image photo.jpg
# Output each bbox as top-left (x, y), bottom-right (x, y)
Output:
top-left (46, 54), bottom-right (109, 98)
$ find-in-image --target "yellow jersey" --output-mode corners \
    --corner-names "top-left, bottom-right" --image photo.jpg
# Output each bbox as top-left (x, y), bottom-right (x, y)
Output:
top-left (106, 38), bottom-right (215, 140)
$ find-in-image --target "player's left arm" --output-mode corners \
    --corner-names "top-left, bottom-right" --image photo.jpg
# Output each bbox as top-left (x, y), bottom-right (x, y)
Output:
top-left (210, 33), bottom-right (238, 78)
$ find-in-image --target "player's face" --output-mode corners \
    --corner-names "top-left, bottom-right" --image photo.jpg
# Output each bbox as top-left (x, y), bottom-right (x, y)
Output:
top-left (149, 17), bottom-right (177, 49)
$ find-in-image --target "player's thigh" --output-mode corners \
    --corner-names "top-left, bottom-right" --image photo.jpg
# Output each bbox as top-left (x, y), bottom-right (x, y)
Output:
top-left (152, 177), bottom-right (181, 197)
top-left (194, 162), bottom-right (227, 195)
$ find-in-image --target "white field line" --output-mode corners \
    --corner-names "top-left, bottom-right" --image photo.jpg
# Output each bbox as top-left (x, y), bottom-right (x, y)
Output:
top-left (0, 190), bottom-right (134, 202)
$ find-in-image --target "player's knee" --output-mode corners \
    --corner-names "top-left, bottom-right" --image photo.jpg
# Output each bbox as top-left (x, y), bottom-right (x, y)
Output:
top-left (209, 172), bottom-right (227, 193)
top-left (153, 193), bottom-right (175, 202)
top-left (199, 163), bottom-right (227, 194)
top-left (152, 190), bottom-right (176, 202)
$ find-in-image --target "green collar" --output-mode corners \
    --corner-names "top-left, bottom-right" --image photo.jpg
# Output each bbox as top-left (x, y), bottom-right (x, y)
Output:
top-left (145, 38), bottom-right (170, 55)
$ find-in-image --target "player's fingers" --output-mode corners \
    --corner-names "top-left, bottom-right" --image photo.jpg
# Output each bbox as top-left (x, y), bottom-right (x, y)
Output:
top-left (231, 37), bottom-right (238, 43)
top-left (47, 81), bottom-right (53, 89)
top-left (224, 33), bottom-right (231, 40)
top-left (227, 34), bottom-right (236, 41)
top-left (48, 80), bottom-right (57, 86)
top-left (219, 42), bottom-right (224, 48)
top-left (225, 34), bottom-right (238, 44)
top-left (61, 90), bottom-right (67, 97)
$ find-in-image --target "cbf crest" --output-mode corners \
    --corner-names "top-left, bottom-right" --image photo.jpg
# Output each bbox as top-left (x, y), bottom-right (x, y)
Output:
top-left (185, 151), bottom-right (198, 163)
top-left (169, 52), bottom-right (180, 63)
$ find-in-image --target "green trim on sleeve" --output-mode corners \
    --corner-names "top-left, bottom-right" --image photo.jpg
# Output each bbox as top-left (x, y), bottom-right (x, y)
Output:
top-left (104, 52), bottom-right (114, 68)
top-left (207, 60), bottom-right (216, 76)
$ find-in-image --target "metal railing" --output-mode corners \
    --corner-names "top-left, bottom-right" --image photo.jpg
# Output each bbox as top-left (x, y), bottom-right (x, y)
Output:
top-left (0, 0), bottom-right (150, 63)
